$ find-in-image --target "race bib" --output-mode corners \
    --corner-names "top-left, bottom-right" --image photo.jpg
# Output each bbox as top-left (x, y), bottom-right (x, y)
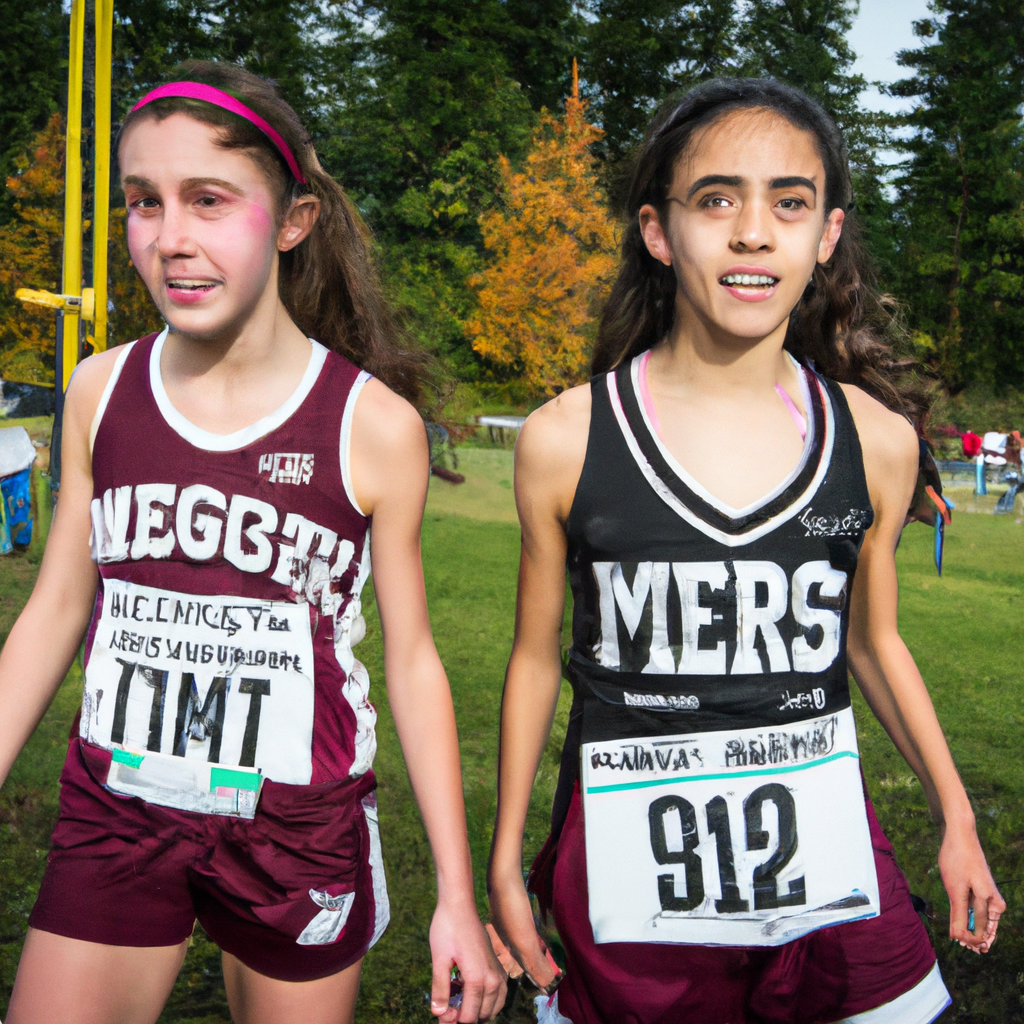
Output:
top-left (82, 579), bottom-right (315, 816)
top-left (581, 707), bottom-right (879, 946)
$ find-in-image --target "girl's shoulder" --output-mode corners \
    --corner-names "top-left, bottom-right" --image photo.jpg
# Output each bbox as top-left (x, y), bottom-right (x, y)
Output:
top-left (837, 382), bottom-right (917, 463)
top-left (518, 382), bottom-right (591, 462)
top-left (349, 375), bottom-right (427, 463)
top-left (514, 383), bottom-right (591, 521)
top-left (837, 381), bottom-right (919, 520)
top-left (65, 341), bottom-right (145, 438)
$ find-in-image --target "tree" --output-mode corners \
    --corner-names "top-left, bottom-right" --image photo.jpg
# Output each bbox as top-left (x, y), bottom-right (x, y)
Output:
top-left (581, 0), bottom-right (738, 167)
top-left (0, 0), bottom-right (65, 226)
top-left (317, 0), bottom-right (549, 377)
top-left (0, 115), bottom-right (65, 384)
top-left (890, 0), bottom-right (1024, 387)
top-left (466, 64), bottom-right (618, 395)
top-left (0, 115), bottom-right (159, 383)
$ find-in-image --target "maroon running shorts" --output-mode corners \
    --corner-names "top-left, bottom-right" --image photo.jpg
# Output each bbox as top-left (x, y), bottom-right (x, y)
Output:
top-left (29, 738), bottom-right (389, 982)
top-left (540, 784), bottom-right (941, 1024)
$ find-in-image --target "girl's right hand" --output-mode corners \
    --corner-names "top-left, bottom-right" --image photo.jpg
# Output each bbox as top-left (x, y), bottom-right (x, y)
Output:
top-left (938, 820), bottom-right (1005, 953)
top-left (487, 869), bottom-right (558, 991)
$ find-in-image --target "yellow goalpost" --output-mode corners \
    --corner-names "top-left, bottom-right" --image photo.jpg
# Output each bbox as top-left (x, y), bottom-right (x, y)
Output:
top-left (16, 0), bottom-right (114, 390)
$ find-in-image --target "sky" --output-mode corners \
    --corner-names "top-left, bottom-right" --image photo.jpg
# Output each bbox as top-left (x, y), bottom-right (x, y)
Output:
top-left (848, 0), bottom-right (935, 115)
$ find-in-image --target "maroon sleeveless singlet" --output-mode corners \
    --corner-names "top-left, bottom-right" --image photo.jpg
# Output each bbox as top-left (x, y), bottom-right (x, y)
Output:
top-left (29, 331), bottom-right (390, 980)
top-left (83, 329), bottom-right (376, 795)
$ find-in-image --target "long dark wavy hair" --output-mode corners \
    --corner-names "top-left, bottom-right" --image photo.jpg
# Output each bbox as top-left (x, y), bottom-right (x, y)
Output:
top-left (594, 77), bottom-right (928, 423)
top-left (117, 61), bottom-right (431, 409)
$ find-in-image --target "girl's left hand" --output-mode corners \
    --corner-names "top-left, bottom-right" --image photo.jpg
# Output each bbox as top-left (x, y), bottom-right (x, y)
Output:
top-left (429, 898), bottom-right (507, 1022)
top-left (938, 822), bottom-right (1006, 953)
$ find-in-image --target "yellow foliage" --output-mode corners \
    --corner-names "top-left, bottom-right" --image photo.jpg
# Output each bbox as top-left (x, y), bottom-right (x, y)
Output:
top-left (0, 113), bottom-right (65, 383)
top-left (0, 115), bottom-right (159, 385)
top-left (466, 63), bottom-right (618, 395)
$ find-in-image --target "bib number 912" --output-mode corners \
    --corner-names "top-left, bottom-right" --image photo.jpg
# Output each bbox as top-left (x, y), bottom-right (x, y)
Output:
top-left (648, 784), bottom-right (806, 913)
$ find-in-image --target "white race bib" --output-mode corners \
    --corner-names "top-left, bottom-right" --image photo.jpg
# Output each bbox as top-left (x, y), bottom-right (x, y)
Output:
top-left (82, 579), bottom-right (315, 815)
top-left (581, 707), bottom-right (878, 946)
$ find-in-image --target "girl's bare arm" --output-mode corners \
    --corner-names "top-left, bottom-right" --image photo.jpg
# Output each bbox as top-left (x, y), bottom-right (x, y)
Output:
top-left (487, 386), bottom-right (589, 987)
top-left (843, 384), bottom-right (1005, 952)
top-left (351, 380), bottom-right (505, 1022)
top-left (0, 351), bottom-right (119, 786)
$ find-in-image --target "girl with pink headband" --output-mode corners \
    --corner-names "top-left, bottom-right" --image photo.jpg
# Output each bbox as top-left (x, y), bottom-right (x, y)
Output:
top-left (0, 61), bottom-right (505, 1023)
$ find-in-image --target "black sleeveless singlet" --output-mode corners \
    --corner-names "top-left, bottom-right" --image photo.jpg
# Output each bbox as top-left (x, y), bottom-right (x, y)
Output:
top-left (552, 354), bottom-right (874, 836)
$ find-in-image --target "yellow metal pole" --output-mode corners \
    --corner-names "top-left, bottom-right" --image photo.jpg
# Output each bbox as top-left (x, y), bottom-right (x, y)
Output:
top-left (61, 0), bottom-right (86, 389)
top-left (93, 0), bottom-right (114, 354)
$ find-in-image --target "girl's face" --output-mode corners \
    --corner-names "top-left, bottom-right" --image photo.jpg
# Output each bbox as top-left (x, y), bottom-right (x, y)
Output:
top-left (640, 108), bottom-right (844, 347)
top-left (119, 112), bottom-right (309, 341)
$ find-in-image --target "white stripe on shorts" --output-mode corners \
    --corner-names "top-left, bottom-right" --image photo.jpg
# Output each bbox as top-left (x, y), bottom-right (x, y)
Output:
top-left (535, 992), bottom-right (573, 1024)
top-left (361, 796), bottom-right (391, 948)
top-left (837, 962), bottom-right (950, 1024)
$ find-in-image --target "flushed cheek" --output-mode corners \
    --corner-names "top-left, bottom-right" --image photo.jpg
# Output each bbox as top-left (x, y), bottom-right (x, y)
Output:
top-left (125, 211), bottom-right (160, 271)
top-left (203, 204), bottom-right (277, 281)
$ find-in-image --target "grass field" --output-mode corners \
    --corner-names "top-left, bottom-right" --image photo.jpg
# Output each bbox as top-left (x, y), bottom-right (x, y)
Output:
top-left (0, 447), bottom-right (1021, 1021)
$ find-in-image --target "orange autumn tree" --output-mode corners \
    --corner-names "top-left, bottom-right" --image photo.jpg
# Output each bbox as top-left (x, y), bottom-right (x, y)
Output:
top-left (466, 61), bottom-right (618, 395)
top-left (0, 113), bottom-right (65, 383)
top-left (0, 115), bottom-right (157, 384)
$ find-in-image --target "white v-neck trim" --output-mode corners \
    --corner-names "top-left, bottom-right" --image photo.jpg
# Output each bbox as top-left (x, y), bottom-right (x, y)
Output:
top-left (607, 367), bottom-right (835, 548)
top-left (628, 351), bottom-right (816, 519)
top-left (149, 327), bottom-right (328, 452)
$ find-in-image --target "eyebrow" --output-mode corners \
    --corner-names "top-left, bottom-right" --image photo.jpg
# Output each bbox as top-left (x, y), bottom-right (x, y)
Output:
top-left (769, 176), bottom-right (817, 196)
top-left (684, 174), bottom-right (818, 200)
top-left (121, 174), bottom-right (154, 190)
top-left (685, 175), bottom-right (742, 200)
top-left (121, 175), bottom-right (246, 197)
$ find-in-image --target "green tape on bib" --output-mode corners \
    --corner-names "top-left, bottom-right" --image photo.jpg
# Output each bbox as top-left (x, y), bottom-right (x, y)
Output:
top-left (210, 767), bottom-right (262, 792)
top-left (111, 748), bottom-right (144, 768)
top-left (585, 748), bottom-right (860, 794)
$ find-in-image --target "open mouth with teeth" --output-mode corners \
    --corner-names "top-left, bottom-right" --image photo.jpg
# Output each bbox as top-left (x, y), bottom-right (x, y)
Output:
top-left (719, 273), bottom-right (779, 289)
top-left (166, 279), bottom-right (218, 302)
top-left (167, 280), bottom-right (216, 291)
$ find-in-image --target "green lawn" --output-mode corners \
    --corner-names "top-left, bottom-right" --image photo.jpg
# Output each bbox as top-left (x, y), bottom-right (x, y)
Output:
top-left (0, 453), bottom-right (1021, 1021)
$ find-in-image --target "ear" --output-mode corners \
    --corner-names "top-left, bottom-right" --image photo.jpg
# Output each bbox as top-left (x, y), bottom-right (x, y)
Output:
top-left (278, 195), bottom-right (320, 252)
top-left (639, 204), bottom-right (673, 266)
top-left (816, 207), bottom-right (845, 264)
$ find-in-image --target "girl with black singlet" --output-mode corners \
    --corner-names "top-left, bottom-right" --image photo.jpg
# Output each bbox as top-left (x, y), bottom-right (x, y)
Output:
top-left (488, 78), bottom-right (1003, 1024)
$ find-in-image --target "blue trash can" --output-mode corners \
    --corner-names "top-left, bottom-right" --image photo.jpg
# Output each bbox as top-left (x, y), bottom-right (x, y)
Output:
top-left (2, 466), bottom-right (33, 548)
top-left (0, 427), bottom-right (37, 554)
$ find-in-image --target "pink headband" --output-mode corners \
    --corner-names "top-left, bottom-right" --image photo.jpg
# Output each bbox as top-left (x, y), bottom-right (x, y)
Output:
top-left (131, 82), bottom-right (307, 184)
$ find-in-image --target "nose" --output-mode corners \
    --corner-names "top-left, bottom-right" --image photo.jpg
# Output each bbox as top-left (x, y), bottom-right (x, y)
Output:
top-left (730, 197), bottom-right (775, 254)
top-left (156, 198), bottom-right (198, 260)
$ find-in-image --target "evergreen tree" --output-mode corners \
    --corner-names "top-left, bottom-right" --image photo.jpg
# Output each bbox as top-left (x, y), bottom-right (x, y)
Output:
top-left (581, 0), bottom-right (738, 166)
top-left (501, 0), bottom-right (583, 112)
top-left (318, 0), bottom-right (556, 376)
top-left (890, 0), bottom-right (1024, 386)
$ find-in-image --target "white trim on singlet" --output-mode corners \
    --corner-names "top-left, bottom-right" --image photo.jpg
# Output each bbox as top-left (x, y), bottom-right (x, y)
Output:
top-left (629, 351), bottom-right (816, 520)
top-left (606, 367), bottom-right (835, 548)
top-left (148, 327), bottom-right (329, 452)
top-left (533, 956), bottom-right (948, 1024)
top-left (340, 370), bottom-right (371, 517)
top-left (89, 340), bottom-right (137, 458)
top-left (837, 962), bottom-right (950, 1024)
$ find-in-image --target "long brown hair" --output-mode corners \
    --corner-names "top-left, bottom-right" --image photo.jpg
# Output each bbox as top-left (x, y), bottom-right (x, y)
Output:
top-left (117, 61), bottom-right (431, 409)
top-left (594, 78), bottom-right (929, 424)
